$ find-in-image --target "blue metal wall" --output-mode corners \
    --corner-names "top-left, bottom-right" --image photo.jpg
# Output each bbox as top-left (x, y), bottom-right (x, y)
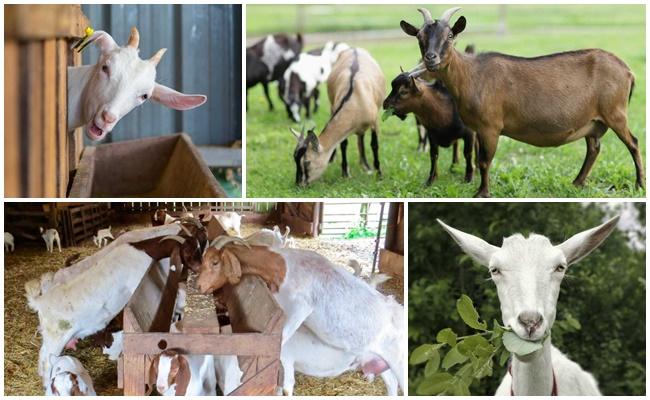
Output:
top-left (81, 4), bottom-right (242, 146)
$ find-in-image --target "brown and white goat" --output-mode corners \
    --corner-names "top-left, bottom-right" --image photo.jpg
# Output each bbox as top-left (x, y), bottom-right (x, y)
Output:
top-left (292, 48), bottom-right (385, 185)
top-left (383, 61), bottom-right (476, 185)
top-left (401, 7), bottom-right (644, 197)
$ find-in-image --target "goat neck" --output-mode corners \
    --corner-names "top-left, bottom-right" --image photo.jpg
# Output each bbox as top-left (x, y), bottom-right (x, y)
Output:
top-left (511, 336), bottom-right (554, 395)
top-left (436, 47), bottom-right (474, 107)
top-left (226, 245), bottom-right (287, 291)
top-left (67, 65), bottom-right (95, 130)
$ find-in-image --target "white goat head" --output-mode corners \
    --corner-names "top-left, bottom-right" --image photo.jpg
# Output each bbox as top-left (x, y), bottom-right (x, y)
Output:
top-left (82, 27), bottom-right (207, 140)
top-left (438, 216), bottom-right (619, 342)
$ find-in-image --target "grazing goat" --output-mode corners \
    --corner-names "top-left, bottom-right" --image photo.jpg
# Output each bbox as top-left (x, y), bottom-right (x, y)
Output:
top-left (5, 232), bottom-right (14, 252)
top-left (438, 216), bottom-right (619, 395)
top-left (215, 212), bottom-right (242, 237)
top-left (93, 226), bottom-right (114, 248)
top-left (46, 355), bottom-right (96, 396)
top-left (68, 27), bottom-right (206, 141)
top-left (383, 70), bottom-right (476, 184)
top-left (401, 7), bottom-right (644, 197)
top-left (292, 48), bottom-right (385, 185)
top-left (281, 324), bottom-right (400, 395)
top-left (196, 237), bottom-right (405, 393)
top-left (247, 33), bottom-right (303, 110)
top-left (279, 41), bottom-right (350, 122)
top-left (40, 227), bottom-right (61, 253)
top-left (27, 225), bottom-right (205, 387)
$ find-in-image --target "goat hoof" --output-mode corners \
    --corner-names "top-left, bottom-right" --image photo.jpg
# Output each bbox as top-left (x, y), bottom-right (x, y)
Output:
top-left (464, 174), bottom-right (473, 183)
top-left (474, 190), bottom-right (491, 198)
top-left (572, 179), bottom-right (586, 187)
top-left (636, 181), bottom-right (645, 190)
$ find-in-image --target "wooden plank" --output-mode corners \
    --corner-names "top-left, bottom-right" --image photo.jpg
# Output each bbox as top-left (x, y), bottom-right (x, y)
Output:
top-left (230, 359), bottom-right (281, 396)
top-left (67, 146), bottom-right (95, 197)
top-left (27, 41), bottom-right (45, 196)
top-left (117, 356), bottom-right (124, 389)
top-left (378, 249), bottom-right (404, 277)
top-left (5, 5), bottom-right (89, 40)
top-left (225, 275), bottom-right (284, 334)
top-left (4, 40), bottom-right (20, 196)
top-left (43, 39), bottom-right (57, 197)
top-left (122, 353), bottom-right (146, 396)
top-left (56, 39), bottom-right (68, 197)
top-left (122, 333), bottom-right (281, 356)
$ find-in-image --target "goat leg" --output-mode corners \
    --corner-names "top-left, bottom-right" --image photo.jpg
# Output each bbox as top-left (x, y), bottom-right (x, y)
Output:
top-left (313, 87), bottom-right (320, 114)
top-left (463, 132), bottom-right (475, 182)
top-left (426, 135), bottom-right (439, 186)
top-left (341, 138), bottom-right (350, 177)
top-left (357, 134), bottom-right (372, 172)
top-left (474, 131), bottom-right (498, 198)
top-left (371, 129), bottom-right (381, 176)
top-left (262, 82), bottom-right (274, 111)
top-left (451, 139), bottom-right (460, 167)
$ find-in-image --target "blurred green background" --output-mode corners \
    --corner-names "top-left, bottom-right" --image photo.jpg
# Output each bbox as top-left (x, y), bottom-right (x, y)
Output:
top-left (246, 5), bottom-right (645, 198)
top-left (408, 202), bottom-right (646, 395)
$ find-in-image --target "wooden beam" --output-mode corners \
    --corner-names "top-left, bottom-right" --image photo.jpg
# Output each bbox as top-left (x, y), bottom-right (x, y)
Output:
top-left (122, 333), bottom-right (281, 356)
top-left (5, 5), bottom-right (89, 40)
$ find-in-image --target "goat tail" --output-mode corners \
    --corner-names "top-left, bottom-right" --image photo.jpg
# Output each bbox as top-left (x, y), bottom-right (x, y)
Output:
top-left (628, 77), bottom-right (635, 103)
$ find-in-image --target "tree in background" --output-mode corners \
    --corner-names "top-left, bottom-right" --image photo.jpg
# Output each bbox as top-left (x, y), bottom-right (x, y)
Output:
top-left (408, 202), bottom-right (645, 395)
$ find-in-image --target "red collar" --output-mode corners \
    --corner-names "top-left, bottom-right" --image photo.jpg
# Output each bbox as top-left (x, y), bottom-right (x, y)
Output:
top-left (508, 364), bottom-right (558, 396)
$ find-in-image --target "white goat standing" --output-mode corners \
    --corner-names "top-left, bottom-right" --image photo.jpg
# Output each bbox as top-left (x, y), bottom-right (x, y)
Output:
top-left (438, 216), bottom-right (620, 396)
top-left (68, 27), bottom-right (206, 141)
top-left (5, 232), bottom-right (15, 252)
top-left (93, 226), bottom-right (114, 248)
top-left (46, 355), bottom-right (96, 396)
top-left (40, 227), bottom-right (62, 253)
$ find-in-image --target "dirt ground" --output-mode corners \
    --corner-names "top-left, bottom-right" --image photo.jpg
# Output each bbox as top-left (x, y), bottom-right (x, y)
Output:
top-left (4, 222), bottom-right (404, 396)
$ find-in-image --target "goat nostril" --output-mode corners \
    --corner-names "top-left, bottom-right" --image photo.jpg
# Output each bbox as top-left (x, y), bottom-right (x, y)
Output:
top-left (518, 311), bottom-right (543, 328)
top-left (102, 111), bottom-right (116, 124)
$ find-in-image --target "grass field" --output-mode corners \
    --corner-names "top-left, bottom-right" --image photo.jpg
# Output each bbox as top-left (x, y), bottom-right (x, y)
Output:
top-left (246, 5), bottom-right (646, 198)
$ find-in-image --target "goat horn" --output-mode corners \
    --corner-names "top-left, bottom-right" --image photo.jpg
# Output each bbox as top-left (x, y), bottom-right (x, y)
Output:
top-left (160, 235), bottom-right (186, 244)
top-left (179, 224), bottom-right (193, 237)
top-left (290, 127), bottom-right (303, 140)
top-left (400, 66), bottom-right (404, 73)
top-left (439, 7), bottom-right (462, 24)
top-left (149, 48), bottom-right (167, 67)
top-left (176, 216), bottom-right (203, 228)
top-left (127, 26), bottom-right (140, 49)
top-left (417, 8), bottom-right (434, 25)
top-left (210, 235), bottom-right (251, 250)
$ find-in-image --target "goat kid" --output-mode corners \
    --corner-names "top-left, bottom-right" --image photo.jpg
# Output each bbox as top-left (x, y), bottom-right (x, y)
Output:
top-left (401, 7), bottom-right (643, 197)
top-left (247, 33), bottom-right (303, 110)
top-left (279, 41), bottom-right (350, 122)
top-left (383, 68), bottom-right (476, 185)
top-left (149, 349), bottom-right (217, 396)
top-left (215, 212), bottom-right (242, 237)
top-left (40, 227), bottom-right (62, 253)
top-left (293, 48), bottom-right (385, 185)
top-left (196, 238), bottom-right (405, 393)
top-left (93, 226), bottom-right (114, 248)
top-left (46, 355), bottom-right (96, 396)
top-left (5, 232), bottom-right (15, 252)
top-left (68, 27), bottom-right (206, 141)
top-left (439, 216), bottom-right (619, 395)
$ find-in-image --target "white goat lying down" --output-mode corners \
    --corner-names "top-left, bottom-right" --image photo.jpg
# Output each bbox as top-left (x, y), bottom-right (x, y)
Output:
top-left (215, 212), bottom-right (242, 237)
top-left (40, 227), bottom-right (61, 253)
top-left (198, 244), bottom-right (406, 394)
top-left (46, 355), bottom-right (96, 396)
top-left (439, 216), bottom-right (619, 395)
top-left (244, 225), bottom-right (292, 248)
top-left (5, 232), bottom-right (15, 252)
top-left (93, 226), bottom-right (114, 248)
top-left (68, 26), bottom-right (206, 141)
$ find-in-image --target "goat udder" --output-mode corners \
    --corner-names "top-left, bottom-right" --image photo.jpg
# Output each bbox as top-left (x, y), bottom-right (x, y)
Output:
top-left (64, 338), bottom-right (79, 350)
top-left (361, 357), bottom-right (389, 376)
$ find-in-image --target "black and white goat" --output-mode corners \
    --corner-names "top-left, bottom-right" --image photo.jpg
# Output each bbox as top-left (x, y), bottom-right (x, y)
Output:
top-left (247, 33), bottom-right (303, 110)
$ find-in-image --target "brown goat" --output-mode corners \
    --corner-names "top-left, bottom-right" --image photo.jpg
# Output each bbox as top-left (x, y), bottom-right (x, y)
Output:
top-left (292, 47), bottom-right (385, 185)
top-left (401, 7), bottom-right (644, 197)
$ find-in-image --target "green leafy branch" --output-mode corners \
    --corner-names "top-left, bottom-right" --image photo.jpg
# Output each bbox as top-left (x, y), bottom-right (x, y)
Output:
top-left (409, 295), bottom-right (547, 395)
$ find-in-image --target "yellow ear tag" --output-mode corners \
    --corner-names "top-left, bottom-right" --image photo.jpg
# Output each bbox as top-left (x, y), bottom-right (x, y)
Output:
top-left (72, 26), bottom-right (95, 52)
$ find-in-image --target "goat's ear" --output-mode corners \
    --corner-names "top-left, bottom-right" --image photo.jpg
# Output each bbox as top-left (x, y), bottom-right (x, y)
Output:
top-left (451, 16), bottom-right (467, 37)
top-left (437, 219), bottom-right (498, 266)
top-left (86, 31), bottom-right (118, 54)
top-left (400, 20), bottom-right (420, 36)
top-left (152, 83), bottom-right (207, 110)
top-left (174, 356), bottom-right (191, 396)
top-left (557, 216), bottom-right (619, 265)
top-left (306, 130), bottom-right (321, 152)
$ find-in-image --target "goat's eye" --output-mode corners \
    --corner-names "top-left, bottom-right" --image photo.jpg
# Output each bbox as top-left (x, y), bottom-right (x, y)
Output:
top-left (555, 265), bottom-right (566, 273)
top-left (448, 32), bottom-right (454, 40)
top-left (101, 65), bottom-right (109, 74)
top-left (140, 94), bottom-right (148, 101)
top-left (489, 267), bottom-right (500, 275)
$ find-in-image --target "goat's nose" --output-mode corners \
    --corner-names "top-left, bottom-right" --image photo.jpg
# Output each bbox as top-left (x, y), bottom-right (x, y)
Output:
top-left (102, 110), bottom-right (117, 124)
top-left (424, 52), bottom-right (438, 62)
top-left (518, 311), bottom-right (543, 330)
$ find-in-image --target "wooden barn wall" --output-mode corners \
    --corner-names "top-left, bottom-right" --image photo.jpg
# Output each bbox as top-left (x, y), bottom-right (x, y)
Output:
top-left (4, 5), bottom-right (88, 198)
top-left (81, 4), bottom-right (242, 146)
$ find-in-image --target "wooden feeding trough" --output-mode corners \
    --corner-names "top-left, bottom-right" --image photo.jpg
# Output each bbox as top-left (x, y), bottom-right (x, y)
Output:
top-left (119, 261), bottom-right (285, 395)
top-left (68, 133), bottom-right (226, 198)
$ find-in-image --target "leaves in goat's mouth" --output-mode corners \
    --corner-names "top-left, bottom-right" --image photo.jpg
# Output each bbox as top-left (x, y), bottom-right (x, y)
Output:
top-left (502, 331), bottom-right (546, 356)
top-left (381, 108), bottom-right (394, 121)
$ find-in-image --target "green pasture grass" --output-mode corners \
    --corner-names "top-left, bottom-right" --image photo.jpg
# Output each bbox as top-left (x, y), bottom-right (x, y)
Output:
top-left (246, 5), bottom-right (645, 198)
